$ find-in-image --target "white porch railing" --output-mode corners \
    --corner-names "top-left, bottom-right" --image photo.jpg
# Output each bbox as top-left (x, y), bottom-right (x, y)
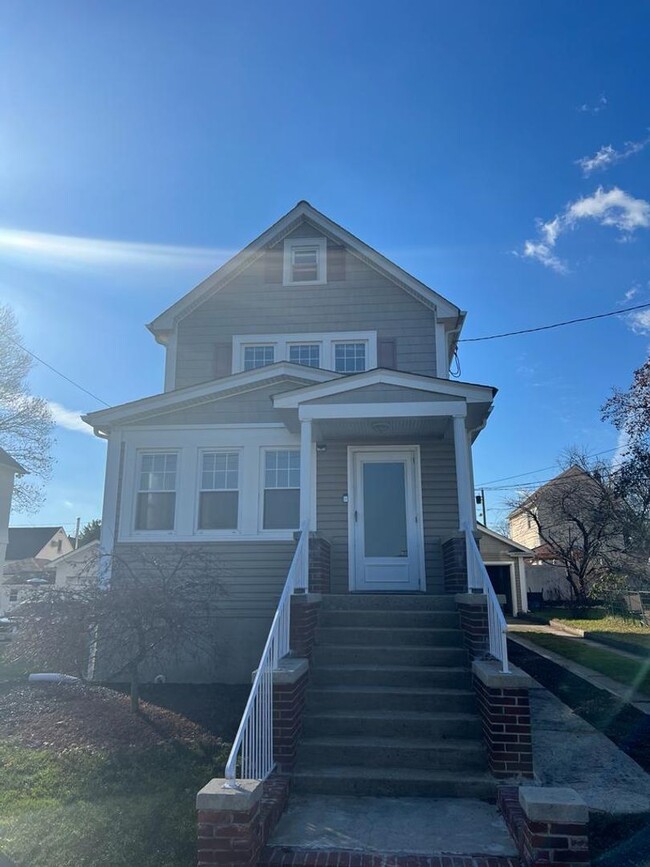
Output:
top-left (224, 523), bottom-right (309, 784)
top-left (463, 523), bottom-right (510, 673)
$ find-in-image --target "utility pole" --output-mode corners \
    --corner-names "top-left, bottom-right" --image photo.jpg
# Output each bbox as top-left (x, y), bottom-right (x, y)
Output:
top-left (481, 488), bottom-right (487, 526)
top-left (74, 517), bottom-right (80, 549)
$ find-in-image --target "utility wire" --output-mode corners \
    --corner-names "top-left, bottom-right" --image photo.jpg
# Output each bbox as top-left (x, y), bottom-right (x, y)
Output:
top-left (7, 336), bottom-right (111, 408)
top-left (475, 447), bottom-right (619, 487)
top-left (459, 302), bottom-right (650, 343)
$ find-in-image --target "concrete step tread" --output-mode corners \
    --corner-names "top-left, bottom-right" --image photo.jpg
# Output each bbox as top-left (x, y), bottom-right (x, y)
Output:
top-left (316, 644), bottom-right (467, 652)
top-left (305, 709), bottom-right (481, 722)
top-left (298, 735), bottom-right (484, 751)
top-left (292, 766), bottom-right (494, 783)
top-left (312, 664), bottom-right (470, 674)
top-left (309, 685), bottom-right (474, 697)
top-left (318, 626), bottom-right (462, 633)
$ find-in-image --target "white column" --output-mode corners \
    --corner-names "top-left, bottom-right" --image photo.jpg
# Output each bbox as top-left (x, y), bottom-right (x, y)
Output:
top-left (299, 419), bottom-right (312, 587)
top-left (453, 414), bottom-right (474, 531)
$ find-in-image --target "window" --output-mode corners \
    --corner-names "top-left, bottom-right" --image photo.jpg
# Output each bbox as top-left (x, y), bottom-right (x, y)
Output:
top-left (135, 452), bottom-right (177, 531)
top-left (9, 589), bottom-right (18, 603)
top-left (288, 343), bottom-right (320, 368)
top-left (199, 451), bottom-right (239, 530)
top-left (283, 238), bottom-right (327, 285)
top-left (263, 450), bottom-right (300, 530)
top-left (334, 342), bottom-right (366, 373)
top-left (243, 345), bottom-right (275, 370)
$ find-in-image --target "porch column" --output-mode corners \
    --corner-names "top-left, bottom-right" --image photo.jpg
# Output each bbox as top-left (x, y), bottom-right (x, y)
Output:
top-left (453, 414), bottom-right (474, 530)
top-left (299, 419), bottom-right (312, 581)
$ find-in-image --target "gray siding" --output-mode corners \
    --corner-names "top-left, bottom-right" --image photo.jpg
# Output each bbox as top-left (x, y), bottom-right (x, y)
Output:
top-left (316, 437), bottom-right (458, 593)
top-left (307, 384), bottom-right (461, 405)
top-left (174, 219), bottom-right (438, 389)
top-left (107, 540), bottom-right (295, 683)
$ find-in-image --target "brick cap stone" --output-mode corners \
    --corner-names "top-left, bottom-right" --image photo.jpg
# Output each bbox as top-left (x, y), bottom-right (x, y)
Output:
top-left (472, 658), bottom-right (534, 689)
top-left (519, 786), bottom-right (588, 824)
top-left (290, 592), bottom-right (322, 605)
top-left (196, 778), bottom-right (263, 811)
top-left (252, 656), bottom-right (309, 685)
top-left (455, 592), bottom-right (488, 607)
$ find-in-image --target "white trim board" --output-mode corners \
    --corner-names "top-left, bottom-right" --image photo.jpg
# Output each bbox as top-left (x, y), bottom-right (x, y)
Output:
top-left (273, 368), bottom-right (496, 409)
top-left (147, 201), bottom-right (462, 337)
top-left (298, 401), bottom-right (467, 421)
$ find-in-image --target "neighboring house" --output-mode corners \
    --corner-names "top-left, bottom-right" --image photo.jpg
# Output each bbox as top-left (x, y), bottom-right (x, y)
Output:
top-left (84, 201), bottom-right (498, 683)
top-left (51, 539), bottom-right (100, 588)
top-left (476, 524), bottom-right (532, 615)
top-left (0, 448), bottom-right (27, 578)
top-left (1, 526), bottom-right (75, 615)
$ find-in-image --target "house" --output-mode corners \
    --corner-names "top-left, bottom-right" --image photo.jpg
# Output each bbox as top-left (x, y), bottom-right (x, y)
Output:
top-left (85, 200), bottom-right (500, 683)
top-left (1, 525), bottom-right (74, 615)
top-left (0, 448), bottom-right (27, 577)
top-left (50, 539), bottom-right (100, 589)
top-left (476, 524), bottom-right (532, 615)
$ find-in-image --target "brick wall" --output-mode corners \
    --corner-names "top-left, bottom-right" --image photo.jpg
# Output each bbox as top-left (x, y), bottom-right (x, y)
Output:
top-left (443, 536), bottom-right (467, 594)
top-left (290, 593), bottom-right (320, 659)
top-left (456, 594), bottom-right (489, 660)
top-left (473, 668), bottom-right (533, 779)
top-left (273, 668), bottom-right (309, 773)
top-left (309, 535), bottom-right (331, 594)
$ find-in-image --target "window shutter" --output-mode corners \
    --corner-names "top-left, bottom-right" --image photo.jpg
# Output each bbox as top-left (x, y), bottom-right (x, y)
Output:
top-left (378, 338), bottom-right (397, 370)
top-left (264, 248), bottom-right (283, 283)
top-left (214, 342), bottom-right (232, 379)
top-left (327, 245), bottom-right (346, 282)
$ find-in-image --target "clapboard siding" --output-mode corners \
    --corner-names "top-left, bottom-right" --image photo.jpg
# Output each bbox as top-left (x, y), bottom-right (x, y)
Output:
top-left (307, 384), bottom-right (462, 405)
top-left (316, 437), bottom-right (458, 593)
top-left (174, 223), bottom-right (438, 389)
top-left (124, 384), bottom-right (288, 426)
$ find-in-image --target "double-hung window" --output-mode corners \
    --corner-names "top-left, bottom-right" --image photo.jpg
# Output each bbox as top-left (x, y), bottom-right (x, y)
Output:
top-left (288, 343), bottom-right (320, 368)
top-left (263, 449), bottom-right (300, 530)
top-left (199, 451), bottom-right (239, 530)
top-left (334, 341), bottom-right (367, 372)
top-left (243, 345), bottom-right (275, 370)
top-left (135, 452), bottom-right (177, 531)
top-left (283, 238), bottom-right (327, 285)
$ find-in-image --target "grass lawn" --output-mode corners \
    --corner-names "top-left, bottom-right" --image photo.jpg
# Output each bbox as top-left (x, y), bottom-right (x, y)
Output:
top-left (521, 632), bottom-right (650, 699)
top-left (0, 681), bottom-right (233, 867)
top-left (524, 607), bottom-right (650, 636)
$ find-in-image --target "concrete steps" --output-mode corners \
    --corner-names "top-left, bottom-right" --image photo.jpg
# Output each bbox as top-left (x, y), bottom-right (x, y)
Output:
top-left (293, 592), bottom-right (493, 800)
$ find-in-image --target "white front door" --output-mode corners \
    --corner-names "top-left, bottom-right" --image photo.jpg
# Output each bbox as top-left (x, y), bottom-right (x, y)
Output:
top-left (349, 447), bottom-right (424, 592)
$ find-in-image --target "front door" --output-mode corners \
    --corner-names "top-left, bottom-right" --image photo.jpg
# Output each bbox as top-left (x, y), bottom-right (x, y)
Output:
top-left (349, 447), bottom-right (423, 592)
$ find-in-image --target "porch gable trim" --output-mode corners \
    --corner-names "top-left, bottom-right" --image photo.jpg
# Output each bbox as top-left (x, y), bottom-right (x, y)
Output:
top-left (298, 401), bottom-right (467, 421)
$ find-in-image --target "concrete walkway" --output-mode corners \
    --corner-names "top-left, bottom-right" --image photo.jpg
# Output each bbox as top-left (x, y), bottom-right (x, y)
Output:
top-left (269, 794), bottom-right (518, 856)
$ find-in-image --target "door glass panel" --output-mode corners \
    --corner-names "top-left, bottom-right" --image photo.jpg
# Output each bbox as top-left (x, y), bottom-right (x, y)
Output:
top-left (363, 461), bottom-right (408, 557)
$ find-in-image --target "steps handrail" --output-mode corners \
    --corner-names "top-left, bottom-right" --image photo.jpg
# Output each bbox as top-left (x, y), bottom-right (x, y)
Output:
top-left (224, 523), bottom-right (309, 784)
top-left (463, 523), bottom-right (510, 673)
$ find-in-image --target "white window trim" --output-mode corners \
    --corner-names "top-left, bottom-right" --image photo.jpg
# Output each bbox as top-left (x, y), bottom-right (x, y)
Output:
top-left (242, 343), bottom-right (276, 371)
top-left (283, 237), bottom-right (327, 285)
top-left (117, 426), bottom-right (314, 543)
top-left (232, 331), bottom-right (377, 374)
top-left (194, 448), bottom-right (243, 536)
top-left (134, 449), bottom-right (180, 535)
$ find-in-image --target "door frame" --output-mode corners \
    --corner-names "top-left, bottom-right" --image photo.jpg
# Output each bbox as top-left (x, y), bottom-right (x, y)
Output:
top-left (483, 560), bottom-right (518, 616)
top-left (346, 445), bottom-right (426, 592)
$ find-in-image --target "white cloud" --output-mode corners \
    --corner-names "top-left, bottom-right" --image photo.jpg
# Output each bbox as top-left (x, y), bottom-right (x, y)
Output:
top-left (627, 309), bottom-right (650, 335)
top-left (622, 286), bottom-right (640, 302)
top-left (0, 228), bottom-right (232, 273)
top-left (578, 94), bottom-right (607, 114)
top-left (47, 401), bottom-right (94, 436)
top-left (520, 186), bottom-right (650, 270)
top-left (576, 135), bottom-right (650, 176)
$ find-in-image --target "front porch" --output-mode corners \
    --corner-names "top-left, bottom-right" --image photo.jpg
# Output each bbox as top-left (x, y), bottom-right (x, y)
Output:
top-left (273, 368), bottom-right (496, 596)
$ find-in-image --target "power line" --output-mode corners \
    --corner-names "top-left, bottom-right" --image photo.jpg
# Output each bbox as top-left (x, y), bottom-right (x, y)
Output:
top-left (475, 447), bottom-right (619, 487)
top-left (7, 336), bottom-right (111, 407)
top-left (459, 302), bottom-right (650, 343)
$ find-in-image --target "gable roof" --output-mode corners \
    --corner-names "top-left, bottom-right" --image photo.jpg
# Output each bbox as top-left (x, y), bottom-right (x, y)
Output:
top-left (0, 447), bottom-right (27, 475)
top-left (83, 362), bottom-right (341, 434)
top-left (6, 527), bottom-right (65, 561)
top-left (477, 523), bottom-right (533, 555)
top-left (147, 201), bottom-right (463, 341)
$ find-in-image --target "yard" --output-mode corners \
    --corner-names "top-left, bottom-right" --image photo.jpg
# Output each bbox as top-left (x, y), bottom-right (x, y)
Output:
top-left (0, 678), bottom-right (241, 867)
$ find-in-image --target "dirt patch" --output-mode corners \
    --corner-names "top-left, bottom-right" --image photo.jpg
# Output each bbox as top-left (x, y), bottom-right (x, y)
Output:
top-left (0, 681), bottom-right (223, 753)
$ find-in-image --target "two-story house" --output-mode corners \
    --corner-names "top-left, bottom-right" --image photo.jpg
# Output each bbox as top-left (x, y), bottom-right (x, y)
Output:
top-left (85, 202), bottom-right (499, 683)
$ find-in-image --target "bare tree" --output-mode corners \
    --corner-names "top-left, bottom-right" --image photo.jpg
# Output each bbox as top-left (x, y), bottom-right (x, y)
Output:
top-left (602, 357), bottom-right (650, 446)
top-left (0, 304), bottom-right (54, 511)
top-left (509, 454), bottom-right (628, 606)
top-left (8, 547), bottom-right (224, 712)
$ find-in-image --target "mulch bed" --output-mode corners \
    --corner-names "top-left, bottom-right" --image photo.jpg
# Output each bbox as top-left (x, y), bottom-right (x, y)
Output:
top-left (0, 681), bottom-right (223, 753)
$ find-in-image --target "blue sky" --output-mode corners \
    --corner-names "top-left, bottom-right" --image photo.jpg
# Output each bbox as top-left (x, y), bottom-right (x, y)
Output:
top-left (1, 0), bottom-right (649, 533)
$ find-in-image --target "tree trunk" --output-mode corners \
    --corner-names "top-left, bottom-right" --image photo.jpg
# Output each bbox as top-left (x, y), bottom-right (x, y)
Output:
top-left (129, 663), bottom-right (140, 713)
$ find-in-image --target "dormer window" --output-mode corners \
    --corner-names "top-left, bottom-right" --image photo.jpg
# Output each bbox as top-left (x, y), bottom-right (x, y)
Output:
top-left (283, 238), bottom-right (327, 285)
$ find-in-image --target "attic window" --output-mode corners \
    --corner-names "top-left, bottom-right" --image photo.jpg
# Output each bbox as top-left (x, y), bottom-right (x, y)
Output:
top-left (283, 238), bottom-right (327, 285)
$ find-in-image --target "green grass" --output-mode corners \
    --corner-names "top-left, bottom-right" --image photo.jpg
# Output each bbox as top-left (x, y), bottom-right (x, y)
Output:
top-left (522, 632), bottom-right (650, 698)
top-left (0, 739), bottom-right (229, 866)
top-left (525, 607), bottom-right (650, 635)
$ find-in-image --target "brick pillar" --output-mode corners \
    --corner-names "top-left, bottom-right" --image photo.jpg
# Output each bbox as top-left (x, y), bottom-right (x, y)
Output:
top-left (443, 535), bottom-right (467, 593)
top-left (308, 534), bottom-right (331, 593)
top-left (271, 658), bottom-right (309, 773)
top-left (473, 659), bottom-right (534, 779)
top-left (499, 786), bottom-right (590, 866)
top-left (290, 592), bottom-right (321, 658)
top-left (455, 592), bottom-right (489, 660)
top-left (196, 779), bottom-right (264, 867)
